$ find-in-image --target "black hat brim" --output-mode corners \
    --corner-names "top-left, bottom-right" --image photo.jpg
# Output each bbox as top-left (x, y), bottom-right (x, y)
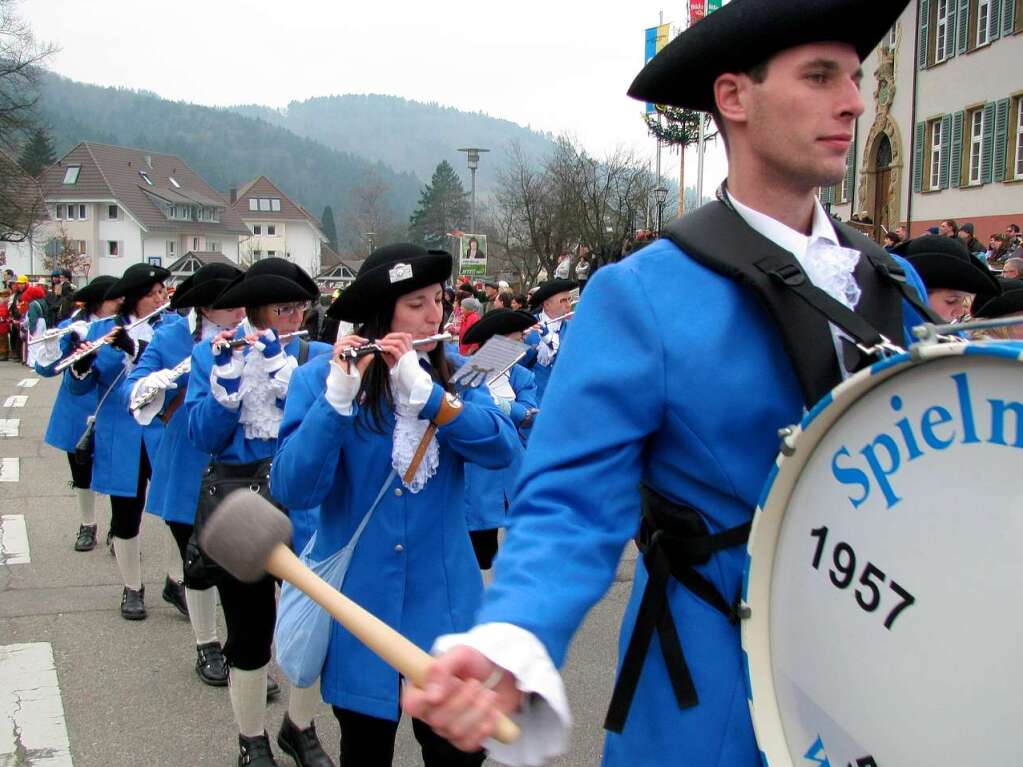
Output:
top-left (529, 279), bottom-right (577, 309)
top-left (972, 279), bottom-right (1023, 318)
top-left (171, 264), bottom-right (245, 309)
top-left (328, 252), bottom-right (452, 322)
top-left (462, 310), bottom-right (537, 348)
top-left (105, 265), bottom-right (171, 300)
top-left (73, 276), bottom-right (119, 304)
top-left (906, 253), bottom-right (1000, 295)
top-left (627, 0), bottom-right (909, 113)
top-left (212, 273), bottom-right (318, 309)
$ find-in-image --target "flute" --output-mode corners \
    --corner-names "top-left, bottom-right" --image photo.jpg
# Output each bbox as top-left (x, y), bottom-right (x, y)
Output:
top-left (27, 310), bottom-right (91, 346)
top-left (535, 311), bottom-right (573, 329)
top-left (55, 302), bottom-right (171, 373)
top-left (214, 329), bottom-right (309, 351)
top-left (337, 333), bottom-right (451, 361)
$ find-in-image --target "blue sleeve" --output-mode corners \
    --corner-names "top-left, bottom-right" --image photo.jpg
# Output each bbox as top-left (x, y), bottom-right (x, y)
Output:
top-left (894, 255), bottom-right (930, 344)
top-left (508, 366), bottom-right (538, 425)
top-left (271, 359), bottom-right (357, 510)
top-left (185, 342), bottom-right (241, 456)
top-left (475, 263), bottom-right (665, 666)
top-left (419, 383), bottom-right (519, 470)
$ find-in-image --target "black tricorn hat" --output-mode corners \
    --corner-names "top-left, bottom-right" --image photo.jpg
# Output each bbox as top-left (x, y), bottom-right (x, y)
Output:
top-left (891, 235), bottom-right (1000, 296)
top-left (529, 279), bottom-right (577, 310)
top-left (327, 243), bottom-right (452, 322)
top-left (171, 263), bottom-right (245, 310)
top-left (212, 257), bottom-right (318, 309)
top-left (73, 275), bottom-right (119, 305)
top-left (105, 263), bottom-right (171, 300)
top-left (462, 309), bottom-right (537, 348)
top-left (971, 279), bottom-right (1023, 318)
top-left (627, 0), bottom-right (910, 113)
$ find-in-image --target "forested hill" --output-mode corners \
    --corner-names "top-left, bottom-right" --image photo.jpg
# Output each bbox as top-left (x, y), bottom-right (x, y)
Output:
top-left (34, 73), bottom-right (422, 222)
top-left (231, 94), bottom-right (556, 192)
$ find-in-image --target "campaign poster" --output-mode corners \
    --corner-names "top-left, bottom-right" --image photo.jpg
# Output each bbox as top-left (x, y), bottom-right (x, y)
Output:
top-left (458, 233), bottom-right (487, 277)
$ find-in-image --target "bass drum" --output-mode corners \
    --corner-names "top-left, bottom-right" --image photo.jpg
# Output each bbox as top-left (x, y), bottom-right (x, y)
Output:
top-left (741, 341), bottom-right (1023, 765)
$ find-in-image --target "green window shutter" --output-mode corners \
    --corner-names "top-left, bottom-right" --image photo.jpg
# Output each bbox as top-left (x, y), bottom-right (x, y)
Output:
top-left (940, 113), bottom-right (953, 188)
top-left (920, 0), bottom-right (931, 68)
top-left (946, 0), bottom-right (959, 58)
top-left (914, 121), bottom-right (926, 192)
top-left (981, 101), bottom-right (997, 183)
top-left (1003, 0), bottom-right (1017, 34)
top-left (991, 0), bottom-right (1004, 40)
top-left (820, 185), bottom-right (834, 204)
top-left (844, 146), bottom-right (855, 204)
top-left (958, 0), bottom-right (970, 52)
top-left (949, 111), bottom-right (965, 187)
top-left (993, 97), bottom-right (1010, 182)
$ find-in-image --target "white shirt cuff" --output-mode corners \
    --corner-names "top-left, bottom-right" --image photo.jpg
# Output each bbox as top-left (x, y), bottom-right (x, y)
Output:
top-left (433, 623), bottom-right (571, 767)
top-left (325, 359), bottom-right (360, 416)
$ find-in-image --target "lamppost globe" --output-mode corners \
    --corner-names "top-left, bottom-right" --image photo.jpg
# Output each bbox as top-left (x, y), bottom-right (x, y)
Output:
top-left (653, 186), bottom-right (669, 235)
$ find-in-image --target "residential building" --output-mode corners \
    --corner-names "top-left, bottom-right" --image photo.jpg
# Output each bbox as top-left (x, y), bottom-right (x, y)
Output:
top-left (166, 251), bottom-right (244, 289)
top-left (231, 176), bottom-right (327, 278)
top-left (823, 1), bottom-right (1022, 240)
top-left (0, 148), bottom-right (50, 277)
top-left (37, 142), bottom-right (250, 278)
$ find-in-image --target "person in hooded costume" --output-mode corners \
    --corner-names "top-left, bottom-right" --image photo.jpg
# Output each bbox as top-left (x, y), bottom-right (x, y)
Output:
top-left (125, 262), bottom-right (245, 687)
top-left (460, 309), bottom-right (539, 570)
top-left (402, 2), bottom-right (938, 765)
top-left (67, 263), bottom-right (180, 620)
top-left (270, 243), bottom-right (518, 766)
top-left (184, 257), bottom-right (334, 767)
top-left (35, 275), bottom-right (120, 553)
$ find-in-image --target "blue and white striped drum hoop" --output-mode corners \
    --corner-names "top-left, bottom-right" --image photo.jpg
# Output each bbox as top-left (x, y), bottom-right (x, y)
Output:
top-left (741, 340), bottom-right (1023, 766)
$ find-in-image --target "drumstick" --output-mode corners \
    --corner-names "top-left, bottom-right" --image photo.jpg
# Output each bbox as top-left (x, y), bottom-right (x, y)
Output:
top-left (200, 490), bottom-right (521, 745)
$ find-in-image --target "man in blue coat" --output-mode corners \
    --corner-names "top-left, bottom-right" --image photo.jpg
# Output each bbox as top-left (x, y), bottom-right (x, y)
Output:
top-left (403, 1), bottom-right (926, 765)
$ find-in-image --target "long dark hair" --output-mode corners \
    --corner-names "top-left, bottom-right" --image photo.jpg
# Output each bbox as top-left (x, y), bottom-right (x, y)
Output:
top-left (354, 298), bottom-right (453, 433)
top-left (119, 282), bottom-right (161, 320)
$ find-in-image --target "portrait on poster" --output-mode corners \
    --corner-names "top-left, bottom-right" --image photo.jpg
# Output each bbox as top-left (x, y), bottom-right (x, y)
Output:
top-left (458, 234), bottom-right (487, 276)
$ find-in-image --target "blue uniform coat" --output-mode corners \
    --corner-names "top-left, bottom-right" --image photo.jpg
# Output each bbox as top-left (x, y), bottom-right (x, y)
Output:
top-left (475, 240), bottom-right (929, 767)
top-left (37, 318), bottom-right (97, 453)
top-left (464, 363), bottom-right (537, 531)
top-left (523, 320), bottom-right (568, 403)
top-left (271, 353), bottom-right (519, 720)
top-left (67, 313), bottom-right (182, 497)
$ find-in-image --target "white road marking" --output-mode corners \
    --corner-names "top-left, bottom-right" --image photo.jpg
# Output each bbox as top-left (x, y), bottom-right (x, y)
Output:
top-left (0, 458), bottom-right (19, 482)
top-left (16, 379), bottom-right (38, 388)
top-left (0, 515), bottom-right (29, 564)
top-left (0, 643), bottom-right (74, 766)
top-left (0, 420), bottom-right (19, 438)
top-left (3, 396), bottom-right (27, 408)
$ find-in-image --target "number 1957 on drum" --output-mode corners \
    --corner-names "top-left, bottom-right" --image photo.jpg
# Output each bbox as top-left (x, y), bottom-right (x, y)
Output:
top-left (809, 527), bottom-right (915, 629)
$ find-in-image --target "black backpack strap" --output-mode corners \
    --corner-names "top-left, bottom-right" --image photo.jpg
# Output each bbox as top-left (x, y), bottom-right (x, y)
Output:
top-left (297, 338), bottom-right (310, 366)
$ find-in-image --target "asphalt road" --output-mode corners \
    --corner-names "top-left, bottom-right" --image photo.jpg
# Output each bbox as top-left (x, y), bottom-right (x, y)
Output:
top-left (0, 361), bottom-right (635, 767)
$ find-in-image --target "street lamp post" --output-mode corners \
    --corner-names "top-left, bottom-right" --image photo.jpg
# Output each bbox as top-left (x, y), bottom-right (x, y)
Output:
top-left (653, 186), bottom-right (669, 236)
top-left (458, 147), bottom-right (489, 234)
top-left (365, 231), bottom-right (376, 253)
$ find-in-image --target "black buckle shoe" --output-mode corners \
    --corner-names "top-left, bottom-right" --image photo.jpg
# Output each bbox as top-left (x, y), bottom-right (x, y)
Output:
top-left (161, 575), bottom-right (189, 618)
top-left (74, 524), bottom-right (97, 552)
top-left (239, 733), bottom-right (279, 766)
top-left (277, 716), bottom-right (334, 767)
top-left (195, 641), bottom-right (228, 686)
top-left (266, 673), bottom-right (280, 702)
top-left (120, 586), bottom-right (146, 621)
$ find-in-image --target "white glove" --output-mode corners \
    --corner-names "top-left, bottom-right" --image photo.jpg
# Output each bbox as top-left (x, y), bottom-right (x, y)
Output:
top-left (325, 359), bottom-right (361, 416)
top-left (130, 370), bottom-right (178, 426)
top-left (390, 350), bottom-right (434, 416)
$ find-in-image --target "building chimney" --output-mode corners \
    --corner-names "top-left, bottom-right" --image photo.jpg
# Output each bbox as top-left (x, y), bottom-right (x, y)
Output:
top-left (229, 187), bottom-right (238, 204)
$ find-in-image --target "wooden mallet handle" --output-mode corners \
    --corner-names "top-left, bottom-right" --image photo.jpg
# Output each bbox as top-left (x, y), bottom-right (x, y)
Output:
top-left (265, 544), bottom-right (521, 744)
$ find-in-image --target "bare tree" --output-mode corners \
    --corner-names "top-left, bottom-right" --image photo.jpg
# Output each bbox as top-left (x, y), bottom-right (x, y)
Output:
top-left (0, 0), bottom-right (57, 153)
top-left (340, 168), bottom-right (404, 257)
top-left (42, 226), bottom-right (91, 277)
top-left (0, 147), bottom-right (48, 245)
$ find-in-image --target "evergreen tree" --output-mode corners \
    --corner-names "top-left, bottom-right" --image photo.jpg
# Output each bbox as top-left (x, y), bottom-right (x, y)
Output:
top-left (18, 126), bottom-right (56, 177)
top-left (320, 205), bottom-right (338, 251)
top-left (408, 160), bottom-right (469, 248)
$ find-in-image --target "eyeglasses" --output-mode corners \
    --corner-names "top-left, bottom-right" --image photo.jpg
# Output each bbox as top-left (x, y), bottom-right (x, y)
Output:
top-left (272, 302), bottom-right (311, 316)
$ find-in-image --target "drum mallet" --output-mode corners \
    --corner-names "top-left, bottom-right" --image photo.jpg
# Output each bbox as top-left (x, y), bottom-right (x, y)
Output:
top-left (200, 490), bottom-right (521, 745)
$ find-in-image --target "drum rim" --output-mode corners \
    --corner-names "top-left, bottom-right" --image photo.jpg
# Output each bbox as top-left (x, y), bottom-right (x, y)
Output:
top-left (739, 340), bottom-right (1023, 766)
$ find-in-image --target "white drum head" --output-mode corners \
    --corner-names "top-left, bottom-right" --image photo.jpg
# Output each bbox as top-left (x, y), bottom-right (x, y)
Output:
top-left (742, 342), bottom-right (1023, 765)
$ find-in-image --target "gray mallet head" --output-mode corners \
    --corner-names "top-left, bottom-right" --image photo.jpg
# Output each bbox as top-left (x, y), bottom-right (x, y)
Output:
top-left (198, 490), bottom-right (292, 583)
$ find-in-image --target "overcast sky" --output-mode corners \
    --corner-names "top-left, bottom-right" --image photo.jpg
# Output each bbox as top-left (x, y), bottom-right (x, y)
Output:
top-left (20, 0), bottom-right (727, 193)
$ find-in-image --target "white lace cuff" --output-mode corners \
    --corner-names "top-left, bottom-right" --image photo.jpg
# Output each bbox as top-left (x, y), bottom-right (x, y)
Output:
top-left (325, 359), bottom-right (360, 416)
top-left (433, 623), bottom-right (571, 767)
top-left (390, 351), bottom-right (433, 413)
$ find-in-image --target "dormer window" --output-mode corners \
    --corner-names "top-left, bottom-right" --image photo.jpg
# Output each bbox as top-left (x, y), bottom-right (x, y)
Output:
top-left (139, 171), bottom-right (153, 185)
top-left (249, 198), bottom-right (258, 211)
top-left (169, 177), bottom-right (181, 188)
top-left (63, 166), bottom-right (81, 184)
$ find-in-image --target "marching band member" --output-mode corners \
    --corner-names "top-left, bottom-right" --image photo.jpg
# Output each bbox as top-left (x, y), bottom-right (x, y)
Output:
top-left (891, 234), bottom-right (1001, 323)
top-left (271, 244), bottom-right (518, 767)
top-left (184, 258), bottom-right (334, 767)
top-left (126, 262), bottom-right (244, 686)
top-left (522, 279), bottom-right (575, 403)
top-left (67, 263), bottom-right (177, 620)
top-left (403, 3), bottom-right (936, 765)
top-left (459, 309), bottom-right (538, 570)
top-left (35, 275), bottom-right (119, 552)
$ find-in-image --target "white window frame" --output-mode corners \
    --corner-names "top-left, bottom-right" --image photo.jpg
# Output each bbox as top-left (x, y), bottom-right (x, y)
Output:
top-left (76, 240), bottom-right (87, 255)
top-left (139, 171), bottom-right (153, 186)
top-left (62, 166), bottom-right (81, 185)
top-left (192, 237), bottom-right (199, 250)
top-left (107, 204), bottom-right (118, 219)
top-left (930, 119), bottom-right (944, 190)
top-left (78, 204), bottom-right (87, 220)
top-left (267, 250), bottom-right (276, 257)
top-left (977, 0), bottom-right (991, 46)
top-left (107, 241), bottom-right (119, 257)
top-left (267, 224), bottom-right (276, 236)
top-left (888, 24), bottom-right (898, 49)
top-left (969, 109), bottom-right (986, 185)
top-left (1015, 100), bottom-right (1023, 180)
top-left (56, 204), bottom-right (66, 220)
top-left (249, 198), bottom-right (258, 211)
top-left (253, 224), bottom-right (261, 235)
top-left (259, 198), bottom-right (271, 212)
top-left (270, 199), bottom-right (281, 212)
top-left (935, 0), bottom-right (951, 62)
top-left (166, 240), bottom-right (175, 257)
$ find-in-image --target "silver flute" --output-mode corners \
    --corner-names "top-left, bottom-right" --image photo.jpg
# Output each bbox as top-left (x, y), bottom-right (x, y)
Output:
top-left (55, 302), bottom-right (171, 373)
top-left (27, 310), bottom-right (93, 346)
top-left (337, 333), bottom-right (451, 361)
top-left (214, 329), bottom-right (309, 351)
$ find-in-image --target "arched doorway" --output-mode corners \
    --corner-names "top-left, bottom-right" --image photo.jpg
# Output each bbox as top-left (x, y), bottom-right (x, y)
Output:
top-left (872, 134), bottom-right (893, 241)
